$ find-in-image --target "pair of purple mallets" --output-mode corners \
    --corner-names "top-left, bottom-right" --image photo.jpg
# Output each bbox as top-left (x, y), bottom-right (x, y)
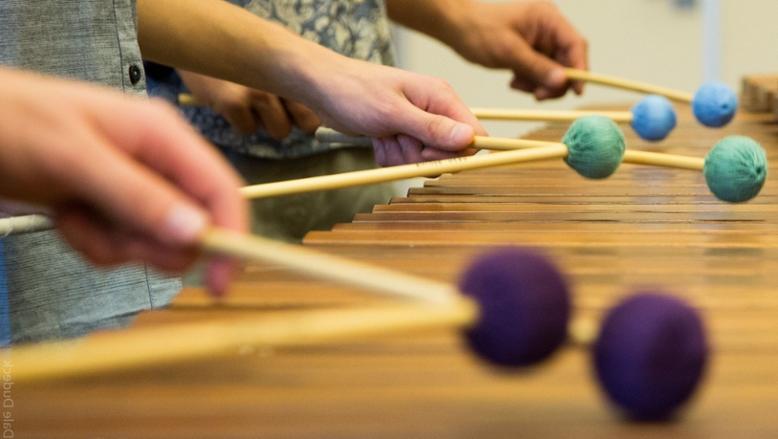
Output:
top-left (456, 247), bottom-right (707, 421)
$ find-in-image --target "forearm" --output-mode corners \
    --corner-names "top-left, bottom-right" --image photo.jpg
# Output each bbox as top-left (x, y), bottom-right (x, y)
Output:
top-left (137, 0), bottom-right (347, 104)
top-left (385, 0), bottom-right (474, 46)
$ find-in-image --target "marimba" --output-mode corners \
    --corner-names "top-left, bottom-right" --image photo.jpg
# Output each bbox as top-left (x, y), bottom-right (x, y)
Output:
top-left (10, 103), bottom-right (778, 438)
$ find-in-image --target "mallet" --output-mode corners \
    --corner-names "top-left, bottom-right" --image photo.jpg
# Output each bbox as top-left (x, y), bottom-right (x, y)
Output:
top-left (3, 227), bottom-right (708, 420)
top-left (6, 229), bottom-right (572, 380)
top-left (243, 116), bottom-right (627, 203)
top-left (316, 123), bottom-right (767, 203)
top-left (564, 68), bottom-right (738, 128)
top-left (178, 93), bottom-right (676, 141)
top-left (475, 95), bottom-right (677, 142)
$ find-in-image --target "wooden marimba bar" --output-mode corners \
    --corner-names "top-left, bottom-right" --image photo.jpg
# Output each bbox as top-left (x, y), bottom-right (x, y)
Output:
top-left (10, 104), bottom-right (778, 438)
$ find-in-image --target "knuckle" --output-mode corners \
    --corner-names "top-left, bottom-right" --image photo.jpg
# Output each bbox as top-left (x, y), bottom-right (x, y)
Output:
top-left (436, 79), bottom-right (453, 91)
top-left (424, 116), bottom-right (447, 142)
top-left (536, 1), bottom-right (557, 12)
top-left (224, 100), bottom-right (247, 114)
top-left (494, 40), bottom-right (518, 62)
top-left (252, 91), bottom-right (272, 103)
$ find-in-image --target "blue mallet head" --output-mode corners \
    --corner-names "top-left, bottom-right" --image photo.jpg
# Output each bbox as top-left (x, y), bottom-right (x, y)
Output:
top-left (631, 95), bottom-right (677, 141)
top-left (692, 82), bottom-right (737, 128)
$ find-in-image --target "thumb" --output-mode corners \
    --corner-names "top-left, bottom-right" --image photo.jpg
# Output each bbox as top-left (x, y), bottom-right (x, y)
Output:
top-left (397, 105), bottom-right (475, 151)
top-left (510, 38), bottom-right (567, 92)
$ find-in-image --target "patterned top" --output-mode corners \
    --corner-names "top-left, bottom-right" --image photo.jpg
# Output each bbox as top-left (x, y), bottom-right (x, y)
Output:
top-left (147, 0), bottom-right (395, 159)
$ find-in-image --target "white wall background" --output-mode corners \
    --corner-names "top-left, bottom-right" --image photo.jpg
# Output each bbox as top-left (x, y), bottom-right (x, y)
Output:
top-left (392, 0), bottom-right (778, 138)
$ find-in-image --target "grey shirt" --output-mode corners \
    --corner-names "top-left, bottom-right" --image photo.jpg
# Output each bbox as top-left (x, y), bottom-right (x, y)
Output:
top-left (0, 0), bottom-right (180, 344)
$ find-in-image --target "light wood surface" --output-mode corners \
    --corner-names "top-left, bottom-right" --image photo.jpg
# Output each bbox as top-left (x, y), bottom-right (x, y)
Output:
top-left (740, 74), bottom-right (778, 114)
top-left (9, 104), bottom-right (778, 439)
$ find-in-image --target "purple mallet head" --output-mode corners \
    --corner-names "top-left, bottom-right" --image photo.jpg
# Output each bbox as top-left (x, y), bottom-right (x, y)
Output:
top-left (594, 293), bottom-right (709, 420)
top-left (458, 247), bottom-right (571, 368)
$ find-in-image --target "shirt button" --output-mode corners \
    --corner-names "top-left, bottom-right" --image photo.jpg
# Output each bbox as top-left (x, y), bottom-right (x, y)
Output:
top-left (128, 64), bottom-right (142, 85)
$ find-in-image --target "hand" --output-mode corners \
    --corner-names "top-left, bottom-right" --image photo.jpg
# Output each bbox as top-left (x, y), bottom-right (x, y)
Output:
top-left (306, 58), bottom-right (484, 166)
top-left (0, 68), bottom-right (248, 296)
top-left (438, 0), bottom-right (588, 100)
top-left (178, 70), bottom-right (321, 139)
top-left (138, 0), bottom-right (483, 166)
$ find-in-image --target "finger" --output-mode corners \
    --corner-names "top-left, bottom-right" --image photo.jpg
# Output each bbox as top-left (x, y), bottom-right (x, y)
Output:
top-left (55, 207), bottom-right (129, 266)
top-left (550, 19), bottom-right (588, 95)
top-left (79, 97), bottom-right (248, 295)
top-left (402, 77), bottom-right (488, 140)
top-left (421, 147), bottom-right (465, 162)
top-left (221, 104), bottom-right (258, 134)
top-left (251, 94), bottom-right (293, 140)
top-left (205, 257), bottom-right (237, 298)
top-left (381, 136), bottom-right (406, 166)
top-left (372, 137), bottom-right (388, 166)
top-left (507, 36), bottom-right (568, 95)
top-left (510, 76), bottom-right (536, 93)
top-left (56, 205), bottom-right (197, 272)
top-left (397, 134), bottom-right (424, 164)
top-left (393, 98), bottom-right (481, 152)
top-left (535, 86), bottom-right (567, 101)
top-left (284, 99), bottom-right (321, 134)
top-left (569, 46), bottom-right (588, 95)
top-left (87, 97), bottom-right (247, 230)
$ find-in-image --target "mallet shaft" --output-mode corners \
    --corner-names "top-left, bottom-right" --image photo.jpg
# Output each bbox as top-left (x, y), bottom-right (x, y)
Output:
top-left (9, 300), bottom-right (476, 383)
top-left (240, 144), bottom-right (569, 199)
top-left (564, 68), bottom-right (694, 103)
top-left (177, 93), bottom-right (635, 122)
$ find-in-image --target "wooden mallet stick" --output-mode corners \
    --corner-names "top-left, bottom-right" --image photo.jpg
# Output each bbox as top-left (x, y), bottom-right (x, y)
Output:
top-left (12, 226), bottom-right (590, 383)
top-left (0, 221), bottom-right (459, 305)
top-left (471, 108), bottom-right (633, 122)
top-left (7, 301), bottom-right (475, 383)
top-left (3, 226), bottom-right (476, 383)
top-left (314, 128), bottom-right (704, 171)
top-left (13, 302), bottom-right (481, 383)
top-left (240, 143), bottom-right (569, 199)
top-left (563, 68), bottom-right (694, 103)
top-left (177, 93), bottom-right (633, 123)
top-left (5, 226), bottom-right (706, 421)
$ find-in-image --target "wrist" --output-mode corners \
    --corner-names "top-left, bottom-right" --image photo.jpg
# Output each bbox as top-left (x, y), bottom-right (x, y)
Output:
top-left (272, 40), bottom-right (355, 109)
top-left (441, 0), bottom-right (478, 43)
top-left (401, 0), bottom-right (479, 49)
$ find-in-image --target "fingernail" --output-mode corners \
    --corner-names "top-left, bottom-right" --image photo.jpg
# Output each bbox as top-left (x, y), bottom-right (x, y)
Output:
top-left (546, 68), bottom-right (566, 87)
top-left (164, 204), bottom-right (207, 244)
top-left (449, 123), bottom-right (473, 146)
top-left (207, 258), bottom-right (233, 298)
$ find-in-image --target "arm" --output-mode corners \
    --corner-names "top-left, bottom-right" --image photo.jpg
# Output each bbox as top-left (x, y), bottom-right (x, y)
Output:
top-left (0, 67), bottom-right (248, 295)
top-left (137, 0), bottom-right (329, 105)
top-left (177, 70), bottom-right (321, 139)
top-left (137, 0), bottom-right (486, 163)
top-left (386, 0), bottom-right (588, 99)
